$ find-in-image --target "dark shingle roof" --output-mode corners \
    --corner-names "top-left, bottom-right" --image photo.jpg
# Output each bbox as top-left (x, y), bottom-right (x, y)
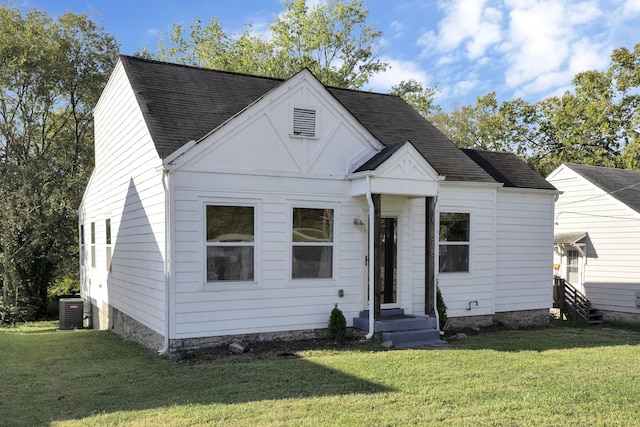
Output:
top-left (119, 55), bottom-right (548, 188)
top-left (325, 88), bottom-right (493, 182)
top-left (120, 55), bottom-right (283, 158)
top-left (355, 142), bottom-right (406, 172)
top-left (565, 163), bottom-right (640, 213)
top-left (463, 149), bottom-right (557, 190)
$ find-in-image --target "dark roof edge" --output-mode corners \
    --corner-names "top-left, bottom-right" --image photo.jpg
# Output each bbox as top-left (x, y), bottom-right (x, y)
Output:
top-left (119, 54), bottom-right (287, 84)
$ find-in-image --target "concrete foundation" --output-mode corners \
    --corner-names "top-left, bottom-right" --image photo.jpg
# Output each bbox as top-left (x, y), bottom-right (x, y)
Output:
top-left (109, 306), bottom-right (164, 352)
top-left (445, 309), bottom-right (552, 331)
top-left (599, 310), bottom-right (640, 325)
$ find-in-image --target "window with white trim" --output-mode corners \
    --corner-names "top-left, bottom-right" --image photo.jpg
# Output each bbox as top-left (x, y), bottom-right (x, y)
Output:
top-left (90, 222), bottom-right (96, 268)
top-left (206, 205), bottom-right (254, 282)
top-left (292, 208), bottom-right (333, 279)
top-left (292, 107), bottom-right (316, 137)
top-left (79, 224), bottom-right (85, 266)
top-left (439, 212), bottom-right (470, 273)
top-left (106, 218), bottom-right (112, 271)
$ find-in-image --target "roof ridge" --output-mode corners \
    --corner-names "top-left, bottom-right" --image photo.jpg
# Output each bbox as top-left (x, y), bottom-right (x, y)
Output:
top-left (119, 54), bottom-right (286, 84)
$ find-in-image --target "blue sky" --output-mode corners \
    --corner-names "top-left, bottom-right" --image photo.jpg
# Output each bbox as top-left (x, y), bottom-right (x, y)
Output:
top-left (13, 0), bottom-right (640, 110)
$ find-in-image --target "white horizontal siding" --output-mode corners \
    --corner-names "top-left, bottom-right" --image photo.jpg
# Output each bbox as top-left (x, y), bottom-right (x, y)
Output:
top-left (494, 190), bottom-right (554, 312)
top-left (437, 184), bottom-right (496, 318)
top-left (79, 61), bottom-right (166, 334)
top-left (170, 170), bottom-right (369, 338)
top-left (550, 166), bottom-right (640, 314)
top-left (585, 283), bottom-right (640, 314)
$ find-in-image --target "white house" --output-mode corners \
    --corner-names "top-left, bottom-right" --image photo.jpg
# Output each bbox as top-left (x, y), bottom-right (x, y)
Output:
top-left (548, 163), bottom-right (640, 324)
top-left (79, 55), bottom-right (558, 356)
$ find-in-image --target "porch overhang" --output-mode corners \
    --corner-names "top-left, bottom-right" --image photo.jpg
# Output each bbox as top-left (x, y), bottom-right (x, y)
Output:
top-left (554, 232), bottom-right (588, 257)
top-left (348, 172), bottom-right (440, 197)
top-left (554, 232), bottom-right (587, 246)
top-left (347, 141), bottom-right (444, 197)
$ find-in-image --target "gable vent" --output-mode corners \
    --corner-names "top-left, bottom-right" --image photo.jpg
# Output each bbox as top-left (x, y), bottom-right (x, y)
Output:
top-left (293, 108), bottom-right (316, 137)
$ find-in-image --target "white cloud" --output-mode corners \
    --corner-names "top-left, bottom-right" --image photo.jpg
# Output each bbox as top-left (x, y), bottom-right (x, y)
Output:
top-left (366, 57), bottom-right (432, 93)
top-left (623, 0), bottom-right (640, 13)
top-left (389, 20), bottom-right (406, 38)
top-left (417, 0), bottom-right (503, 59)
top-left (500, 0), bottom-right (608, 99)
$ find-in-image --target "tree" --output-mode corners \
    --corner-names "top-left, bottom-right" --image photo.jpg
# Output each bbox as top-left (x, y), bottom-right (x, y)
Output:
top-left (0, 5), bottom-right (118, 319)
top-left (144, 0), bottom-right (387, 89)
top-left (429, 92), bottom-right (537, 154)
top-left (389, 79), bottom-right (441, 118)
top-left (429, 43), bottom-right (640, 176)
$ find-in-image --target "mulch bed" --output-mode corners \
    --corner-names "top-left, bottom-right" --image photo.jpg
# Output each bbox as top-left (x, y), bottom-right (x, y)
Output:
top-left (179, 336), bottom-right (388, 363)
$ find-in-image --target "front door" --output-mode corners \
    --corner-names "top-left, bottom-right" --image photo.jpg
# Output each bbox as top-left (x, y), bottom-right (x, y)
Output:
top-left (381, 217), bottom-right (397, 306)
top-left (366, 217), bottom-right (398, 307)
top-left (566, 249), bottom-right (585, 294)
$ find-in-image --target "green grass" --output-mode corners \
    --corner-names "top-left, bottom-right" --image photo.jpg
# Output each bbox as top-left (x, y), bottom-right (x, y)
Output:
top-left (1, 321), bottom-right (639, 426)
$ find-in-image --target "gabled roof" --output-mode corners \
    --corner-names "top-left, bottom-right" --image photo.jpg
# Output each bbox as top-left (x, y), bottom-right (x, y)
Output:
top-left (118, 55), bottom-right (550, 189)
top-left (355, 141), bottom-right (406, 172)
top-left (120, 55), bottom-right (283, 159)
top-left (564, 163), bottom-right (640, 213)
top-left (463, 149), bottom-right (557, 190)
top-left (325, 88), bottom-right (492, 182)
top-left (554, 232), bottom-right (587, 245)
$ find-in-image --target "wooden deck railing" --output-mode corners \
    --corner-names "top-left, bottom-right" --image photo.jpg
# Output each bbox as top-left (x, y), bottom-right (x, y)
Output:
top-left (553, 277), bottom-right (592, 325)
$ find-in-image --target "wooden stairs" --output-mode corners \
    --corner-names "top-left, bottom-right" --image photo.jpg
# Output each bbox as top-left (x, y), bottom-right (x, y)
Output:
top-left (352, 309), bottom-right (444, 348)
top-left (553, 277), bottom-right (603, 325)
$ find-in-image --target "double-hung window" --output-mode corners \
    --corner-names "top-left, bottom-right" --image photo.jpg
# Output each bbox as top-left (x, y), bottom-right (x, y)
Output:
top-left (80, 225), bottom-right (85, 266)
top-left (439, 212), bottom-right (470, 273)
top-left (90, 222), bottom-right (96, 268)
top-left (206, 205), bottom-right (254, 282)
top-left (292, 208), bottom-right (333, 279)
top-left (106, 218), bottom-right (112, 270)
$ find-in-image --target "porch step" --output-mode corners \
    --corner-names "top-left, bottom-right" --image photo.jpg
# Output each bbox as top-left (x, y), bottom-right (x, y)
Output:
top-left (353, 309), bottom-right (442, 348)
top-left (381, 329), bottom-right (443, 349)
top-left (589, 308), bottom-right (604, 325)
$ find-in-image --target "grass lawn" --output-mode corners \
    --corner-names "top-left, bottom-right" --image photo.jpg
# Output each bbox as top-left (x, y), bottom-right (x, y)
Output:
top-left (1, 321), bottom-right (639, 426)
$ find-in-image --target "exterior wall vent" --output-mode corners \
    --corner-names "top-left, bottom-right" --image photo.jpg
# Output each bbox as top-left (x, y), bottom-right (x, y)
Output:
top-left (293, 107), bottom-right (316, 137)
top-left (59, 298), bottom-right (84, 330)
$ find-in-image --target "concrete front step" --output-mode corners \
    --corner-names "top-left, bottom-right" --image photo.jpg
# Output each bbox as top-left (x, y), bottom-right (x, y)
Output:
top-left (353, 308), bottom-right (443, 348)
top-left (353, 309), bottom-right (437, 332)
top-left (381, 329), bottom-right (443, 349)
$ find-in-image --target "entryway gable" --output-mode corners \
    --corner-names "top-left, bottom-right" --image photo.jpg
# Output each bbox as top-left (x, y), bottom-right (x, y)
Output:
top-left (165, 69), bottom-right (383, 177)
top-left (349, 141), bottom-right (443, 197)
top-left (375, 141), bottom-right (441, 180)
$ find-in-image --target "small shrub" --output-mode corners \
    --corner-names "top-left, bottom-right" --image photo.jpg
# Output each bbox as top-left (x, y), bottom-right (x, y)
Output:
top-left (436, 285), bottom-right (447, 330)
top-left (328, 304), bottom-right (347, 342)
top-left (0, 300), bottom-right (18, 326)
top-left (0, 298), bottom-right (38, 326)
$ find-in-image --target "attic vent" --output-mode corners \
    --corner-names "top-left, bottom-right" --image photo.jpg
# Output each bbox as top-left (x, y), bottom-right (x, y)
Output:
top-left (293, 108), bottom-right (316, 137)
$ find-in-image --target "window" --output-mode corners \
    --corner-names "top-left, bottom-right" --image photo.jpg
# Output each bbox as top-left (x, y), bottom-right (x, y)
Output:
top-left (292, 208), bottom-right (333, 279)
top-left (206, 205), bottom-right (254, 282)
top-left (292, 107), bottom-right (316, 137)
top-left (439, 212), bottom-right (469, 273)
top-left (90, 222), bottom-right (96, 268)
top-left (566, 249), bottom-right (580, 285)
top-left (106, 219), bottom-right (112, 270)
top-left (80, 225), bottom-right (85, 266)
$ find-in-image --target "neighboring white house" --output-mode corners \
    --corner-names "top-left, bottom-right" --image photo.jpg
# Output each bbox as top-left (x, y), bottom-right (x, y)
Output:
top-left (548, 163), bottom-right (640, 324)
top-left (79, 55), bottom-right (558, 356)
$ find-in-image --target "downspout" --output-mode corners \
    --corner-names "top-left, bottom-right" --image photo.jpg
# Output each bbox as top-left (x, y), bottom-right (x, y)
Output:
top-left (365, 175), bottom-right (376, 339)
top-left (432, 193), bottom-right (440, 333)
top-left (158, 168), bottom-right (171, 355)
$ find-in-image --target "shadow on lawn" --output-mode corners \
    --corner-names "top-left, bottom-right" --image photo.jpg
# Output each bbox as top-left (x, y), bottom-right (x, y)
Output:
top-left (447, 323), bottom-right (640, 352)
top-left (39, 336), bottom-right (394, 425)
